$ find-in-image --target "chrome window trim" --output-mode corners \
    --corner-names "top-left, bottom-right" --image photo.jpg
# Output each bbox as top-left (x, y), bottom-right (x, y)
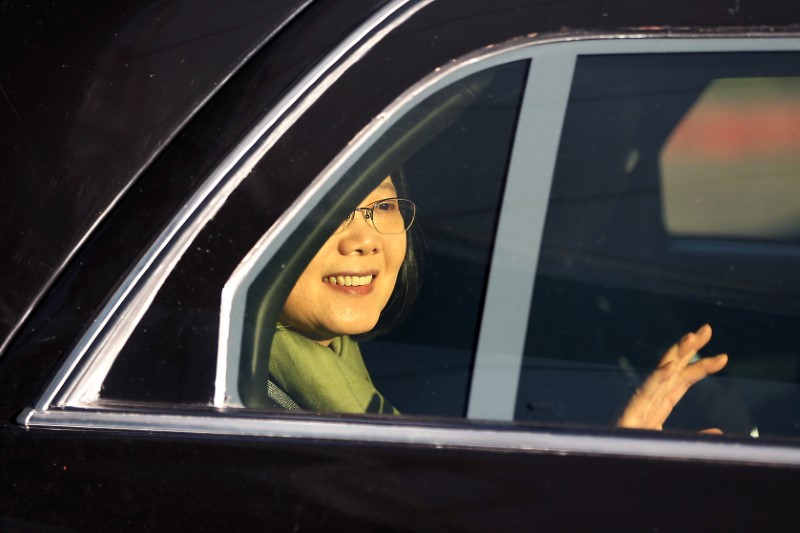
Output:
top-left (0, 0), bottom-right (318, 360)
top-left (19, 407), bottom-right (800, 467)
top-left (30, 0), bottom-right (432, 410)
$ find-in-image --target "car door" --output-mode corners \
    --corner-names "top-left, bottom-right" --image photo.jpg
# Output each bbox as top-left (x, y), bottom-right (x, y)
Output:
top-left (4, 0), bottom-right (800, 530)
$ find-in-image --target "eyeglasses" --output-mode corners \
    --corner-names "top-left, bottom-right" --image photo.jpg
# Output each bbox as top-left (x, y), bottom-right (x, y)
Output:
top-left (335, 197), bottom-right (416, 235)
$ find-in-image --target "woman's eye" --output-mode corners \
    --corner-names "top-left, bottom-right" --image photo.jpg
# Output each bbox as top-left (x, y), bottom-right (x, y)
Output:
top-left (376, 201), bottom-right (398, 212)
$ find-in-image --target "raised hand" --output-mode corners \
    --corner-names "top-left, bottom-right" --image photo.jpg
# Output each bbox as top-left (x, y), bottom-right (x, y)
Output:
top-left (617, 324), bottom-right (728, 431)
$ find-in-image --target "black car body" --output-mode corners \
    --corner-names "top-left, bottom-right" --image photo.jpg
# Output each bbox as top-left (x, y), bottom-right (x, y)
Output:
top-left (3, 0), bottom-right (800, 529)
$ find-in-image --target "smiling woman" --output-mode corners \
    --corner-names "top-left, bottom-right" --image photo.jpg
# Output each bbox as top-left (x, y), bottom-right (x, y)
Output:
top-left (268, 178), bottom-right (416, 413)
top-left (279, 178), bottom-right (411, 344)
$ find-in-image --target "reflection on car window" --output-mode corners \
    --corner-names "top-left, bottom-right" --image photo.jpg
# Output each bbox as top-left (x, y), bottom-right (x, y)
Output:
top-left (519, 52), bottom-right (800, 438)
top-left (662, 76), bottom-right (800, 239)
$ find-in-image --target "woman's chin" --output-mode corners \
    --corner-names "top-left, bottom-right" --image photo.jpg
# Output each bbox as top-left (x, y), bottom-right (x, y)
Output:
top-left (328, 316), bottom-right (380, 337)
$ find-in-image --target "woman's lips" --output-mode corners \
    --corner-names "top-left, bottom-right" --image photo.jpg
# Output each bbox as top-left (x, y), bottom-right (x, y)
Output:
top-left (322, 273), bottom-right (376, 295)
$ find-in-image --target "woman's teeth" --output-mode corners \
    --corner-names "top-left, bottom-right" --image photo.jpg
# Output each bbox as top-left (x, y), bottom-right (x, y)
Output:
top-left (323, 275), bottom-right (373, 287)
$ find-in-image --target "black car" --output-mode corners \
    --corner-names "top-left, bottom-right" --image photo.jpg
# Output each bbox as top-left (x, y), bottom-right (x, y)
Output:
top-left (3, 0), bottom-right (800, 529)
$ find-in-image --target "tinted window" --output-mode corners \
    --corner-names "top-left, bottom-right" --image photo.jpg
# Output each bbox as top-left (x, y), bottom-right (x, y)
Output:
top-left (361, 62), bottom-right (528, 416)
top-left (98, 61), bottom-right (528, 415)
top-left (518, 52), bottom-right (800, 437)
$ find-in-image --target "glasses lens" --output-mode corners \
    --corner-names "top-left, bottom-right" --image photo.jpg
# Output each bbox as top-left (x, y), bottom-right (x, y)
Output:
top-left (372, 198), bottom-right (415, 234)
top-left (335, 211), bottom-right (354, 234)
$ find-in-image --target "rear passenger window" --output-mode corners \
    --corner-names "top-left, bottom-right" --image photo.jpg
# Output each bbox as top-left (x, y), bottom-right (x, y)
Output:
top-left (203, 61), bottom-right (528, 414)
top-left (518, 52), bottom-right (800, 437)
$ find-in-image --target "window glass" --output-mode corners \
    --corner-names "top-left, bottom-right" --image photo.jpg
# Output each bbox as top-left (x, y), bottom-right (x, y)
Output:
top-left (98, 60), bottom-right (528, 416)
top-left (518, 52), bottom-right (800, 438)
top-left (232, 61), bottom-right (528, 416)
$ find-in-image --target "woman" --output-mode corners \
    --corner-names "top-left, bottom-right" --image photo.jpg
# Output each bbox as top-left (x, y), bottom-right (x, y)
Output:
top-left (269, 177), bottom-right (729, 430)
top-left (268, 176), bottom-right (414, 414)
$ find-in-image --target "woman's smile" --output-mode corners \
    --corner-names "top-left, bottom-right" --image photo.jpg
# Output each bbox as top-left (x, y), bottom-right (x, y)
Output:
top-left (322, 273), bottom-right (377, 295)
top-left (322, 273), bottom-right (376, 287)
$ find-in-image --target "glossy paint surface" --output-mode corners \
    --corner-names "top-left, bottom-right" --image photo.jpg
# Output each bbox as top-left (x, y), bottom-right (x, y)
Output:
top-left (0, 0), bottom-right (313, 352)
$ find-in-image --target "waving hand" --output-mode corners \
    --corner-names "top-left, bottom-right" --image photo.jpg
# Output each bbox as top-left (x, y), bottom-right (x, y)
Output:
top-left (617, 324), bottom-right (728, 432)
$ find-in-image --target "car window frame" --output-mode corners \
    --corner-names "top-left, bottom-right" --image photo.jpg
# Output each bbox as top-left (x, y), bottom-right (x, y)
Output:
top-left (18, 31), bottom-right (800, 468)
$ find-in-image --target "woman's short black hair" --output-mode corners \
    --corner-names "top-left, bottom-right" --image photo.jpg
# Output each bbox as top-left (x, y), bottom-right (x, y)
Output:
top-left (356, 167), bottom-right (422, 340)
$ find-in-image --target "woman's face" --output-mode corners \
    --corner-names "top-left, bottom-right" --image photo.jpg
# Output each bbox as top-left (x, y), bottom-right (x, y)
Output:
top-left (280, 178), bottom-right (407, 345)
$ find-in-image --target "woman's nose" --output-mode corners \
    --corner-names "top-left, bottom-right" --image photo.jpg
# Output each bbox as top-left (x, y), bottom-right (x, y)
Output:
top-left (337, 212), bottom-right (381, 255)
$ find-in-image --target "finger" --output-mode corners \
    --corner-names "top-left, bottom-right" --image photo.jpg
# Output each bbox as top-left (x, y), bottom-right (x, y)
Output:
top-left (657, 342), bottom-right (681, 368)
top-left (675, 324), bottom-right (713, 368)
top-left (637, 353), bottom-right (726, 413)
top-left (657, 324), bottom-right (712, 368)
top-left (700, 353), bottom-right (728, 375)
top-left (681, 353), bottom-right (729, 386)
top-left (663, 354), bottom-right (729, 406)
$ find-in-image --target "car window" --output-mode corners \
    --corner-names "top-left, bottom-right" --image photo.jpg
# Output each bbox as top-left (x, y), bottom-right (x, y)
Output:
top-left (222, 61), bottom-right (528, 415)
top-left (518, 51), bottom-right (800, 437)
top-left (36, 33), bottom-right (800, 458)
top-left (61, 59), bottom-right (528, 413)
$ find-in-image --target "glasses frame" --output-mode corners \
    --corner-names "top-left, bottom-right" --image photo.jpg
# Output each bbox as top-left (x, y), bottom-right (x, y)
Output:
top-left (335, 197), bottom-right (416, 235)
